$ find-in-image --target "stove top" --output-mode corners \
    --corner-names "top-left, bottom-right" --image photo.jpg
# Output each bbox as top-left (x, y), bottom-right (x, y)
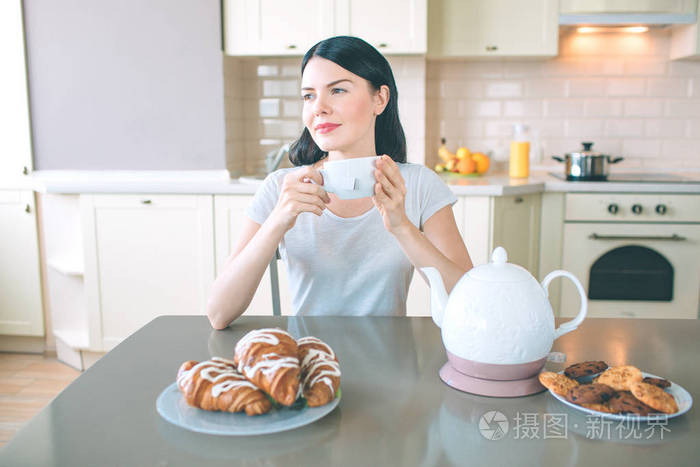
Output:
top-left (548, 172), bottom-right (699, 183)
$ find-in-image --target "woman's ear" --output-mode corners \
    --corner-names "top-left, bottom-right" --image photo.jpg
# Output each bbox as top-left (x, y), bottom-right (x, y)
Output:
top-left (373, 85), bottom-right (390, 116)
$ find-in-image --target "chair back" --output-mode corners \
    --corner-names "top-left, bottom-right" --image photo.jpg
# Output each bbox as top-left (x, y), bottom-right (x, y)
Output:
top-left (269, 248), bottom-right (281, 316)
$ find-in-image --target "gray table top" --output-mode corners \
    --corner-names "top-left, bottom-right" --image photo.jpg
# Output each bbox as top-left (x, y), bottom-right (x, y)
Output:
top-left (2, 316), bottom-right (699, 466)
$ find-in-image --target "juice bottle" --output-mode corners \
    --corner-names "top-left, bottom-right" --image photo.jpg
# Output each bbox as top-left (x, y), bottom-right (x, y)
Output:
top-left (509, 124), bottom-right (530, 178)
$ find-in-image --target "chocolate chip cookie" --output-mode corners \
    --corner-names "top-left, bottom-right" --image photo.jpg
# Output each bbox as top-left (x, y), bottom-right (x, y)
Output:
top-left (564, 361), bottom-right (609, 379)
top-left (566, 383), bottom-right (616, 405)
top-left (642, 376), bottom-right (671, 389)
top-left (630, 381), bottom-right (679, 414)
top-left (581, 402), bottom-right (615, 414)
top-left (608, 391), bottom-right (655, 416)
top-left (538, 371), bottom-right (579, 397)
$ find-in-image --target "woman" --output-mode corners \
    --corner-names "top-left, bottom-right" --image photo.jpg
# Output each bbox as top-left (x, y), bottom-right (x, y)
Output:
top-left (207, 36), bottom-right (472, 329)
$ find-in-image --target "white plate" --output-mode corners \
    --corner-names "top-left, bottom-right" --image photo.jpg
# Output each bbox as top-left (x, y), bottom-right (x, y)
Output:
top-left (156, 382), bottom-right (340, 435)
top-left (548, 372), bottom-right (693, 422)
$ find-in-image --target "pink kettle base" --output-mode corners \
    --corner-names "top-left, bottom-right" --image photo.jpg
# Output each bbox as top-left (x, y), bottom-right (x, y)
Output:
top-left (440, 363), bottom-right (546, 397)
top-left (439, 352), bottom-right (548, 397)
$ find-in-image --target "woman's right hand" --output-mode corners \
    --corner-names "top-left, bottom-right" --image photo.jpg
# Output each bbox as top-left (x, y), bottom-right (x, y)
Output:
top-left (269, 166), bottom-right (331, 232)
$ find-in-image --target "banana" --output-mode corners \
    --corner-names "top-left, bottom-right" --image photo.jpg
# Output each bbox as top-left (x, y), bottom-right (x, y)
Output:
top-left (438, 138), bottom-right (455, 163)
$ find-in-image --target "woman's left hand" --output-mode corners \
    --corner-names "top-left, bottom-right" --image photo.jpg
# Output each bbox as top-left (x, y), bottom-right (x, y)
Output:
top-left (372, 154), bottom-right (410, 234)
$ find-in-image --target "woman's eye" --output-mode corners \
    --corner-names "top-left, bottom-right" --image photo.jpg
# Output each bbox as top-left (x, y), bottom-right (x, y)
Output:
top-left (301, 94), bottom-right (313, 101)
top-left (331, 88), bottom-right (346, 95)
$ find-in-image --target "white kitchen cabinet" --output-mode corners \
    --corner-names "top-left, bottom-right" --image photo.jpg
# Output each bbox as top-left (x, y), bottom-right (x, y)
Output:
top-left (82, 194), bottom-right (215, 350)
top-left (458, 194), bottom-right (541, 274)
top-left (335, 0), bottom-right (427, 54)
top-left (538, 192), bottom-right (566, 315)
top-left (492, 194), bottom-right (541, 275)
top-left (213, 195), bottom-right (292, 316)
top-left (428, 0), bottom-right (559, 58)
top-left (671, 1), bottom-right (700, 59)
top-left (40, 193), bottom-right (99, 369)
top-left (223, 0), bottom-right (335, 56)
top-left (0, 0), bottom-right (33, 179)
top-left (223, 0), bottom-right (427, 56)
top-left (0, 190), bottom-right (44, 336)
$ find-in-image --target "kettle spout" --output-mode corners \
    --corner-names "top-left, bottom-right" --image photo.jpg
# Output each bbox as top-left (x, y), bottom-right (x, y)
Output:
top-left (421, 267), bottom-right (448, 328)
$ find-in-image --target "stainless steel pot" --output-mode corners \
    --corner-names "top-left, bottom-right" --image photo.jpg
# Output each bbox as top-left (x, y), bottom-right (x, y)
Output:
top-left (552, 142), bottom-right (623, 181)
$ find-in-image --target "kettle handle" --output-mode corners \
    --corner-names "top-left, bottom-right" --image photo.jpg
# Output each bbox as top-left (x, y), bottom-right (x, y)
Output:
top-left (542, 270), bottom-right (587, 340)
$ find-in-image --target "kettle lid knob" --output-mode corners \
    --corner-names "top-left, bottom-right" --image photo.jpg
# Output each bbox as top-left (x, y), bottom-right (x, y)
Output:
top-left (469, 246), bottom-right (531, 282)
top-left (492, 246), bottom-right (508, 265)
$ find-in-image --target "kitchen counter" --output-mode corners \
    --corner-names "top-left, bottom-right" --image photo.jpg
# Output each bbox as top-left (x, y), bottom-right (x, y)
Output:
top-left (3, 169), bottom-right (700, 196)
top-left (2, 316), bottom-right (698, 466)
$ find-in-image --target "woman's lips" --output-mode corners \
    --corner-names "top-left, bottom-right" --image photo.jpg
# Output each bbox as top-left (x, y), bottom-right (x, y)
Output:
top-left (315, 123), bottom-right (340, 134)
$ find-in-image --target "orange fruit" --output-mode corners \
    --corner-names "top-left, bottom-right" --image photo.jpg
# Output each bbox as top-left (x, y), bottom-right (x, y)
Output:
top-left (456, 157), bottom-right (476, 174)
top-left (471, 152), bottom-right (490, 174)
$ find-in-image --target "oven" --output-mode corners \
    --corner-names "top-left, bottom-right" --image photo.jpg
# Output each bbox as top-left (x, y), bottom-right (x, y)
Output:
top-left (559, 193), bottom-right (700, 319)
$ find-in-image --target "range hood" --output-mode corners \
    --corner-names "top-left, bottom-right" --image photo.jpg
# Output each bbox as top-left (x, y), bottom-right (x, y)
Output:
top-left (559, 0), bottom-right (698, 26)
top-left (559, 12), bottom-right (697, 25)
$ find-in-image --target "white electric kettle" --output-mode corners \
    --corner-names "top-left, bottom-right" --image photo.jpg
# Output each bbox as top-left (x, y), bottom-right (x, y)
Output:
top-left (421, 246), bottom-right (587, 397)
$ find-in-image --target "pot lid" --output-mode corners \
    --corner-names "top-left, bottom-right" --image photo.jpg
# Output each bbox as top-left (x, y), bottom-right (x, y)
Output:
top-left (567, 141), bottom-right (608, 158)
top-left (467, 247), bottom-right (534, 283)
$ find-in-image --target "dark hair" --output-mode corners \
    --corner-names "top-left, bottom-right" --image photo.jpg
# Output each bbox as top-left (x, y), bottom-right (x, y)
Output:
top-left (288, 36), bottom-right (407, 166)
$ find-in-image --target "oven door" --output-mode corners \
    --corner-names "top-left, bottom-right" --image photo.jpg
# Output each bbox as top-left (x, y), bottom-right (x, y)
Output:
top-left (560, 223), bottom-right (700, 319)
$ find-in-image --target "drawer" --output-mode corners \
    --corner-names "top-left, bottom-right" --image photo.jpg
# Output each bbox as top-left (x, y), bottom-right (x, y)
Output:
top-left (0, 190), bottom-right (22, 204)
top-left (565, 193), bottom-right (700, 222)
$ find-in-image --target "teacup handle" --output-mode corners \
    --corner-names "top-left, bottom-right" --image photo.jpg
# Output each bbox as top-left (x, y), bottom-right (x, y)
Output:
top-left (542, 270), bottom-right (587, 340)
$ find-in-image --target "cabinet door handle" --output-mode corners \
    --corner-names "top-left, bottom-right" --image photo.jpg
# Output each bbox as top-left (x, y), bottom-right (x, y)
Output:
top-left (514, 197), bottom-right (524, 204)
top-left (589, 233), bottom-right (686, 241)
top-left (378, 43), bottom-right (388, 48)
top-left (485, 45), bottom-right (498, 51)
top-left (23, 166), bottom-right (30, 175)
top-left (286, 44), bottom-right (297, 50)
top-left (25, 204), bottom-right (31, 213)
top-left (141, 199), bottom-right (152, 205)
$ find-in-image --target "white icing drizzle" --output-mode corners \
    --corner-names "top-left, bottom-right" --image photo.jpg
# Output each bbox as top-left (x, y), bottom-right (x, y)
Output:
top-left (242, 353), bottom-right (300, 380)
top-left (178, 357), bottom-right (258, 399)
top-left (298, 337), bottom-right (341, 394)
top-left (234, 328), bottom-right (283, 357)
top-left (234, 329), bottom-right (300, 381)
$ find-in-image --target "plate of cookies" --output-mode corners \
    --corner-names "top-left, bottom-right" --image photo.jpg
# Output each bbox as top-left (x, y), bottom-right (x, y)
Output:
top-left (539, 361), bottom-right (693, 421)
top-left (156, 328), bottom-right (341, 435)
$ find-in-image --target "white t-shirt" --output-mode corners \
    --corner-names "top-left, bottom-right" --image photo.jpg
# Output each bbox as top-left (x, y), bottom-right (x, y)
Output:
top-left (245, 162), bottom-right (457, 316)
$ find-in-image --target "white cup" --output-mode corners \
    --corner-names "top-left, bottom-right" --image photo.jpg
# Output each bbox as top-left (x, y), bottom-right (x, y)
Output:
top-left (318, 156), bottom-right (379, 199)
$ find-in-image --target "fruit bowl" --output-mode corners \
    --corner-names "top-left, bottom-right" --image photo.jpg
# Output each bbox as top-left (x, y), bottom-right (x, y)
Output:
top-left (442, 172), bottom-right (482, 178)
top-left (434, 143), bottom-right (492, 177)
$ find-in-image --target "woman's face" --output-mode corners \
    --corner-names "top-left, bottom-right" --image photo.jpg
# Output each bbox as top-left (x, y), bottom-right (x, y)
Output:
top-left (301, 57), bottom-right (388, 157)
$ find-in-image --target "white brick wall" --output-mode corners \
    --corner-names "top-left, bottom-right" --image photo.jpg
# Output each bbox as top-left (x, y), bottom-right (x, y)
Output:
top-left (225, 29), bottom-right (700, 175)
top-left (425, 29), bottom-right (700, 170)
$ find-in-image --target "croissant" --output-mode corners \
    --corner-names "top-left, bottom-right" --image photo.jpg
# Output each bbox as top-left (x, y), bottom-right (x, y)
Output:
top-left (234, 328), bottom-right (301, 406)
top-left (176, 357), bottom-right (272, 416)
top-left (297, 336), bottom-right (341, 407)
